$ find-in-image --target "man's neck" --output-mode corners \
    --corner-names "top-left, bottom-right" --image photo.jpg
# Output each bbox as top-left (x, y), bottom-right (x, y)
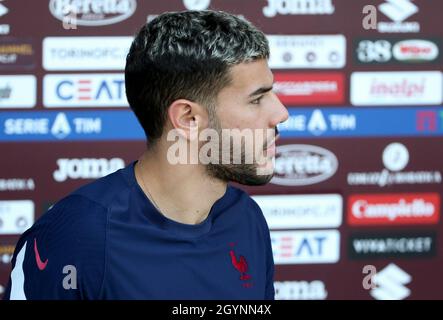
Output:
top-left (134, 145), bottom-right (228, 225)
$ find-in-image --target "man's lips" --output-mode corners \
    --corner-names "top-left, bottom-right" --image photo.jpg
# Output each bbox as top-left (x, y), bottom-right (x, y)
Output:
top-left (266, 143), bottom-right (276, 157)
top-left (265, 134), bottom-right (279, 157)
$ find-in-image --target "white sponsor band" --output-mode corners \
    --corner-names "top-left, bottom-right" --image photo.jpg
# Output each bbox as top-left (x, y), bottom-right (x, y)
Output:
top-left (253, 194), bottom-right (342, 229)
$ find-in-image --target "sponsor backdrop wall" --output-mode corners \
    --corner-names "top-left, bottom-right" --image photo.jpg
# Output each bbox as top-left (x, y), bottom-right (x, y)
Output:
top-left (0, 0), bottom-right (442, 300)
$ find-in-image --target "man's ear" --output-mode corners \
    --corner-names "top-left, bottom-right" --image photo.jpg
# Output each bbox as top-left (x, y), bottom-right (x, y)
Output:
top-left (167, 99), bottom-right (210, 140)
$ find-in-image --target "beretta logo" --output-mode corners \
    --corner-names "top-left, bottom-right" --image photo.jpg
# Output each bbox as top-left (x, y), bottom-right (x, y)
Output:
top-left (271, 144), bottom-right (338, 186)
top-left (49, 0), bottom-right (137, 26)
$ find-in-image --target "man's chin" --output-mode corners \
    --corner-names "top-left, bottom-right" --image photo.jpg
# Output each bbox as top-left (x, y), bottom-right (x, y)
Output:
top-left (232, 173), bottom-right (274, 186)
top-left (206, 162), bottom-right (274, 186)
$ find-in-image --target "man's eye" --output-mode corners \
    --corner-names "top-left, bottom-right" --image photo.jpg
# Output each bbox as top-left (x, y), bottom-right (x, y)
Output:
top-left (251, 96), bottom-right (263, 105)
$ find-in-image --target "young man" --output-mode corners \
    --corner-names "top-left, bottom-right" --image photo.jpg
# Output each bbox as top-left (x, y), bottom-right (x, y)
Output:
top-left (4, 10), bottom-right (288, 300)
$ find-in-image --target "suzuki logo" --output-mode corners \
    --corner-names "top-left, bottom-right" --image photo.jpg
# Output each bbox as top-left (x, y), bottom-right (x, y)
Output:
top-left (371, 263), bottom-right (412, 300)
top-left (379, 0), bottom-right (418, 22)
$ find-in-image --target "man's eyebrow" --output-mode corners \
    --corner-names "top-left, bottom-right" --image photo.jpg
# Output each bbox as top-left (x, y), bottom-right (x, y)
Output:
top-left (248, 85), bottom-right (273, 98)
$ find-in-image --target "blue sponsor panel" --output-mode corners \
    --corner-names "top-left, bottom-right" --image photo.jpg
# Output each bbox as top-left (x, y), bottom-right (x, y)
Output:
top-left (278, 107), bottom-right (443, 138)
top-left (0, 110), bottom-right (145, 141)
top-left (2, 108), bottom-right (443, 141)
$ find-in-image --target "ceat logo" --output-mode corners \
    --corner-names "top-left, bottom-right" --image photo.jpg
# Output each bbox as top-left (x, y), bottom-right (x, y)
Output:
top-left (271, 230), bottom-right (340, 264)
top-left (273, 73), bottom-right (344, 105)
top-left (348, 193), bottom-right (440, 226)
top-left (371, 263), bottom-right (411, 300)
top-left (44, 74), bottom-right (128, 108)
top-left (49, 0), bottom-right (137, 26)
top-left (271, 144), bottom-right (338, 186)
top-left (393, 40), bottom-right (439, 62)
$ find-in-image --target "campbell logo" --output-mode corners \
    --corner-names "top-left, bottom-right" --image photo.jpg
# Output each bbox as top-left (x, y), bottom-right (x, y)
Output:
top-left (271, 144), bottom-right (338, 186)
top-left (49, 0), bottom-right (137, 26)
top-left (393, 40), bottom-right (439, 62)
top-left (348, 193), bottom-right (440, 226)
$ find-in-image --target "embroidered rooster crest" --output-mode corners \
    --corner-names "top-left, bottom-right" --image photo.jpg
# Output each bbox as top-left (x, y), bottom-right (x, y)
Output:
top-left (229, 249), bottom-right (251, 281)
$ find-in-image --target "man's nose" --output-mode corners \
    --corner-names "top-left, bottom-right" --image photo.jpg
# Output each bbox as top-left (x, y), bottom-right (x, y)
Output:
top-left (270, 92), bottom-right (289, 127)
